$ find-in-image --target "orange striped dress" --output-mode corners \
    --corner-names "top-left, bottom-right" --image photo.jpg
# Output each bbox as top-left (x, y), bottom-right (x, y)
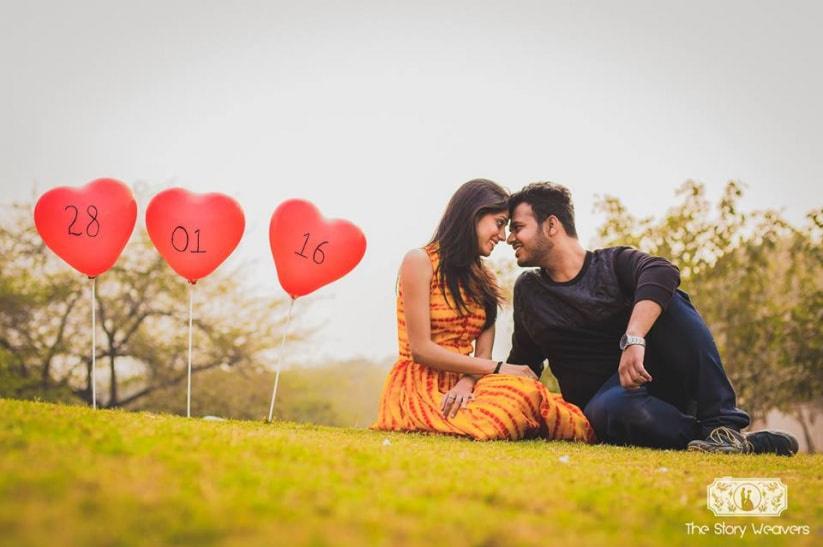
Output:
top-left (372, 244), bottom-right (596, 442)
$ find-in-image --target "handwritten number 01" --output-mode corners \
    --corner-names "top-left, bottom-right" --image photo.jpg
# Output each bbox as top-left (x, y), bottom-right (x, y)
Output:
top-left (171, 226), bottom-right (207, 253)
top-left (65, 205), bottom-right (100, 237)
top-left (295, 233), bottom-right (328, 264)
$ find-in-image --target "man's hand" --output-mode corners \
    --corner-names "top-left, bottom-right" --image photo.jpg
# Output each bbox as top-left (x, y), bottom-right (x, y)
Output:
top-left (498, 363), bottom-right (539, 381)
top-left (618, 344), bottom-right (653, 389)
top-left (441, 376), bottom-right (476, 418)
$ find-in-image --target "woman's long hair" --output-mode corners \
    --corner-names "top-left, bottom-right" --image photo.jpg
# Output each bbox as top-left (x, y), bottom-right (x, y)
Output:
top-left (429, 179), bottom-right (508, 329)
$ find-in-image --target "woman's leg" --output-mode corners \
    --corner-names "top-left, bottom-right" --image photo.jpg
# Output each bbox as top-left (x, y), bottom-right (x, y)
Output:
top-left (455, 376), bottom-right (594, 442)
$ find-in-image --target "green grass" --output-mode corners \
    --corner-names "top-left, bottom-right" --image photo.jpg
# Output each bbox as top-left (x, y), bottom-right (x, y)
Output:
top-left (1, 399), bottom-right (820, 546)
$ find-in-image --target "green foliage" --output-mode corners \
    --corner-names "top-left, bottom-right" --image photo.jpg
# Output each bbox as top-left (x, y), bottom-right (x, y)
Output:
top-left (594, 181), bottom-right (823, 419)
top-left (1, 399), bottom-right (820, 546)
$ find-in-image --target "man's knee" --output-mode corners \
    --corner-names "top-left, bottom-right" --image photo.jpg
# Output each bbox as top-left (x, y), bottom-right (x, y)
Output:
top-left (653, 291), bottom-right (715, 346)
top-left (585, 386), bottom-right (699, 449)
top-left (584, 388), bottom-right (651, 439)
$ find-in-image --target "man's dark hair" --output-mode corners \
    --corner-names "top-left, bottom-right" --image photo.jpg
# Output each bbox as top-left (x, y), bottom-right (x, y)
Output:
top-left (508, 182), bottom-right (577, 237)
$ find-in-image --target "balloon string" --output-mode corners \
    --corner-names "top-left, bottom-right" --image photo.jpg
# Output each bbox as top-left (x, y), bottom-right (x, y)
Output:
top-left (267, 297), bottom-right (296, 423)
top-left (187, 282), bottom-right (194, 418)
top-left (91, 277), bottom-right (97, 410)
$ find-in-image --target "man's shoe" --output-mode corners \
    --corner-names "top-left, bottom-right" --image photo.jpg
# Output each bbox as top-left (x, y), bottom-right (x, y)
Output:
top-left (687, 426), bottom-right (750, 454)
top-left (745, 430), bottom-right (799, 456)
top-left (687, 426), bottom-right (799, 456)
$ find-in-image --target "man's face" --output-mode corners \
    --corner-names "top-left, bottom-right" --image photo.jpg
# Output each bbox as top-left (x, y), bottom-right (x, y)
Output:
top-left (507, 202), bottom-right (552, 267)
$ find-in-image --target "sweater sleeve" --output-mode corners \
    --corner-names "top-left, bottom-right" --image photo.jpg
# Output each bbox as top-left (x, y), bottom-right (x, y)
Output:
top-left (506, 275), bottom-right (546, 378)
top-left (614, 247), bottom-right (681, 310)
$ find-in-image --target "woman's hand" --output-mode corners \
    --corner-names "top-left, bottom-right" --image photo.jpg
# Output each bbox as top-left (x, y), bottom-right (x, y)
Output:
top-left (498, 363), bottom-right (539, 381)
top-left (440, 376), bottom-right (477, 418)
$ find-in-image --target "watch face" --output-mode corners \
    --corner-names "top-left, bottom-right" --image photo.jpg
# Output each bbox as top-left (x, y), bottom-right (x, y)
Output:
top-left (620, 335), bottom-right (645, 350)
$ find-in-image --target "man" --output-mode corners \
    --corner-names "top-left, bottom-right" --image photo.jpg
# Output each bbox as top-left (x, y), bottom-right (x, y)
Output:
top-left (505, 182), bottom-right (798, 455)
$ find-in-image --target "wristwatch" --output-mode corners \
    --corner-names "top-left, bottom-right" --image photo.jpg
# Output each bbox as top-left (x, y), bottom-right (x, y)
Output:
top-left (619, 334), bottom-right (646, 351)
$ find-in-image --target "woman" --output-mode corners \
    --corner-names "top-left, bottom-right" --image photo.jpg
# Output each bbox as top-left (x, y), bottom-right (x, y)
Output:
top-left (372, 179), bottom-right (595, 442)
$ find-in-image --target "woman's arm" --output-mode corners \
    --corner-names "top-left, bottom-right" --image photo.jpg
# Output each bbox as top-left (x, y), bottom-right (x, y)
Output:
top-left (474, 325), bottom-right (494, 360)
top-left (401, 249), bottom-right (534, 379)
top-left (461, 324), bottom-right (496, 382)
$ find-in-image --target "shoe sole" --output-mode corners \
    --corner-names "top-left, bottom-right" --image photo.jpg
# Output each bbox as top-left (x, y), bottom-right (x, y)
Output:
top-left (687, 441), bottom-right (746, 454)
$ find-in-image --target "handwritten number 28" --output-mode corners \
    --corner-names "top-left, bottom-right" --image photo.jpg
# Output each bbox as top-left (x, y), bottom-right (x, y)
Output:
top-left (65, 205), bottom-right (100, 237)
top-left (295, 233), bottom-right (328, 264)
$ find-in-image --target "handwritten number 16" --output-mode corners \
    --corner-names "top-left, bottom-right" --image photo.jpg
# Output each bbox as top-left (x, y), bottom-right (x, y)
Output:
top-left (65, 205), bottom-right (100, 237)
top-left (295, 233), bottom-right (328, 264)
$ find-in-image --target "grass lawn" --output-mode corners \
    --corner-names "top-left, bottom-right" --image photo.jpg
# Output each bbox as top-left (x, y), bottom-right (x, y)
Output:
top-left (0, 399), bottom-right (820, 546)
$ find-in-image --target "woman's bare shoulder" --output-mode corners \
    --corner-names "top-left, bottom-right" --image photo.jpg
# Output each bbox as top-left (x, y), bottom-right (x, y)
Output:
top-left (400, 248), bottom-right (433, 278)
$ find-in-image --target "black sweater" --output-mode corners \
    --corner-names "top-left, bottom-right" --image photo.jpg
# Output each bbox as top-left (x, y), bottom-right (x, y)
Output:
top-left (506, 247), bottom-right (681, 409)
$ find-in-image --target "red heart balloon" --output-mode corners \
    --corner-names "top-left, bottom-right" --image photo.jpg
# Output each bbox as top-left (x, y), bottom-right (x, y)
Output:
top-left (269, 199), bottom-right (366, 298)
top-left (145, 188), bottom-right (245, 284)
top-left (34, 178), bottom-right (137, 278)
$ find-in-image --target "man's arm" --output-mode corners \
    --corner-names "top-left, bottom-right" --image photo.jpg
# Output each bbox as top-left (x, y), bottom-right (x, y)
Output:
top-left (614, 248), bottom-right (681, 388)
top-left (506, 278), bottom-right (546, 379)
top-left (618, 301), bottom-right (660, 388)
top-left (615, 247), bottom-right (681, 310)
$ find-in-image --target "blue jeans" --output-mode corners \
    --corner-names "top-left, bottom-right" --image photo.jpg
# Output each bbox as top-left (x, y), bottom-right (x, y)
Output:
top-left (583, 290), bottom-right (750, 449)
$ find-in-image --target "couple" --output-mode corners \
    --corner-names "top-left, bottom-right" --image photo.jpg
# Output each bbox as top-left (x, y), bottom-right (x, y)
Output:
top-left (373, 179), bottom-right (799, 456)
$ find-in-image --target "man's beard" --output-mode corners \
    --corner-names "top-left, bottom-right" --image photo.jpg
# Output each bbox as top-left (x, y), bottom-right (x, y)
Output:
top-left (516, 234), bottom-right (553, 267)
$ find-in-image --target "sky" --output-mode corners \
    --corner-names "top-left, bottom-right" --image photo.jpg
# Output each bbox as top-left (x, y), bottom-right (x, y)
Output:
top-left (1, 0), bottom-right (821, 364)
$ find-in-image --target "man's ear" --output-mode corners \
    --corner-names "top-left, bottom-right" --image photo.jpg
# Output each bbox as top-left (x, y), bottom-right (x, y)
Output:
top-left (543, 216), bottom-right (555, 237)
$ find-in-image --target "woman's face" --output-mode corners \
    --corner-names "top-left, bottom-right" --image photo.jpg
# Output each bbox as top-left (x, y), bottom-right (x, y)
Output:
top-left (476, 211), bottom-right (509, 257)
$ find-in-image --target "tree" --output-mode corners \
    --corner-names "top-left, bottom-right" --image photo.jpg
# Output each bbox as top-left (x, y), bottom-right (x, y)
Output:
top-left (594, 181), bottom-right (822, 448)
top-left (0, 200), bottom-right (297, 413)
top-left (0, 203), bottom-right (84, 402)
